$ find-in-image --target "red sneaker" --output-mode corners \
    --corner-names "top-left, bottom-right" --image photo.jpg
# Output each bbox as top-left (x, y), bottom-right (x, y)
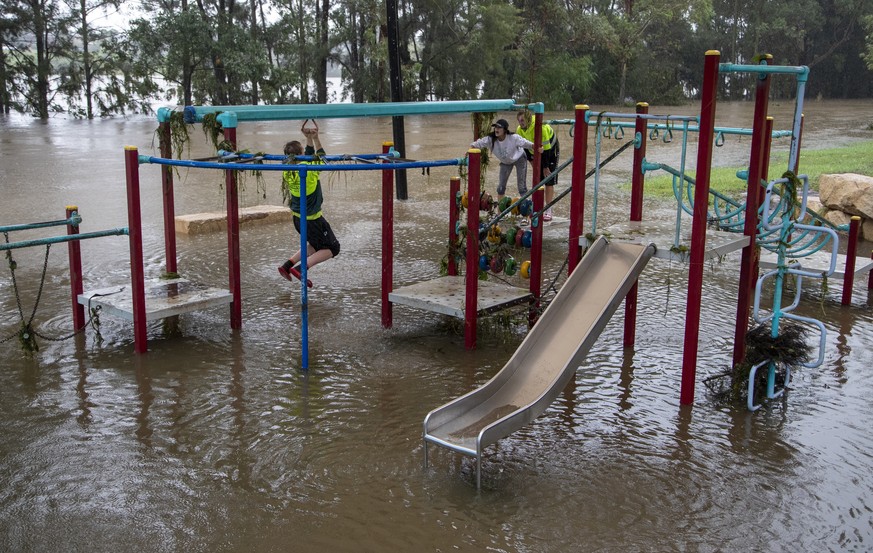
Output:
top-left (278, 266), bottom-right (313, 288)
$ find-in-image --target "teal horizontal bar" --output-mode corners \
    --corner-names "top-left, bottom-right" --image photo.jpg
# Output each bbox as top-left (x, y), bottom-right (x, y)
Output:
top-left (583, 119), bottom-right (793, 138)
top-left (179, 99), bottom-right (520, 125)
top-left (719, 63), bottom-right (809, 79)
top-left (0, 228), bottom-right (128, 251)
top-left (0, 215), bottom-right (80, 233)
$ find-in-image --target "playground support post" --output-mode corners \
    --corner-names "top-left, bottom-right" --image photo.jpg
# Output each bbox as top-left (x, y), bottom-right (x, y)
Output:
top-left (66, 206), bottom-right (85, 330)
top-left (732, 54), bottom-right (773, 369)
top-left (223, 127), bottom-right (242, 330)
top-left (568, 105), bottom-right (589, 274)
top-left (465, 149), bottom-right (482, 350)
top-left (680, 50), bottom-right (720, 405)
top-left (448, 177), bottom-right (460, 276)
top-left (747, 116), bottom-right (775, 332)
top-left (530, 187), bottom-right (544, 326)
top-left (529, 112), bottom-right (544, 321)
top-left (793, 114), bottom-right (804, 174)
top-left (382, 142), bottom-right (395, 328)
top-left (842, 216), bottom-right (861, 305)
top-left (624, 102), bottom-right (648, 348)
top-left (124, 147), bottom-right (148, 354)
top-left (158, 121), bottom-right (178, 275)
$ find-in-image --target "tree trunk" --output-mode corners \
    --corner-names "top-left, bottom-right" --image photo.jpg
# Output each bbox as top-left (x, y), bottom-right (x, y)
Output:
top-left (34, 4), bottom-right (50, 119)
top-left (296, 0), bottom-right (308, 102)
top-left (315, 0), bottom-right (328, 103)
top-left (249, 0), bottom-right (259, 104)
top-left (80, 0), bottom-right (93, 119)
top-left (0, 42), bottom-right (9, 114)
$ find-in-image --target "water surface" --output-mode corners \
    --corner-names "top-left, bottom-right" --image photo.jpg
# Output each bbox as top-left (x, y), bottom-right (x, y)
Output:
top-left (2, 100), bottom-right (873, 552)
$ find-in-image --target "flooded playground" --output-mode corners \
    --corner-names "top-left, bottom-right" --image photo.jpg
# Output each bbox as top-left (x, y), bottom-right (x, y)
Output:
top-left (2, 100), bottom-right (873, 551)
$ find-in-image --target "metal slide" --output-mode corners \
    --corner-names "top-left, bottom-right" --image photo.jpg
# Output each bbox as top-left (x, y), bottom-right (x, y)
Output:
top-left (423, 236), bottom-right (656, 489)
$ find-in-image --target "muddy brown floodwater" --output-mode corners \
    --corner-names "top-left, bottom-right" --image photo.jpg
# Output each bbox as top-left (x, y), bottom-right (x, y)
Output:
top-left (1, 99), bottom-right (873, 552)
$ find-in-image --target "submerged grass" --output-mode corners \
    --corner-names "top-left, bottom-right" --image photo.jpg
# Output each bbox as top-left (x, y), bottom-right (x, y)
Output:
top-left (640, 140), bottom-right (873, 198)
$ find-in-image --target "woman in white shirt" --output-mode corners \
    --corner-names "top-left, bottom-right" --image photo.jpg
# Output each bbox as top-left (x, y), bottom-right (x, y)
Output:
top-left (470, 118), bottom-right (536, 202)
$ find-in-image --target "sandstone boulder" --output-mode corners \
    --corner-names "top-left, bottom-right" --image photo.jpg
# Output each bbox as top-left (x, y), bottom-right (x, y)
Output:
top-left (819, 173), bottom-right (873, 219)
top-left (175, 205), bottom-right (291, 235)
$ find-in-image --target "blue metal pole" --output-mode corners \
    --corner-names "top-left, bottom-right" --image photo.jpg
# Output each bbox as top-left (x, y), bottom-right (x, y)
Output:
top-left (300, 168), bottom-right (309, 371)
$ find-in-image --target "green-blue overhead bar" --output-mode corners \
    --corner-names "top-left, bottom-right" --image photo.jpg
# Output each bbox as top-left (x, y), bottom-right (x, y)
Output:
top-left (159, 99), bottom-right (539, 127)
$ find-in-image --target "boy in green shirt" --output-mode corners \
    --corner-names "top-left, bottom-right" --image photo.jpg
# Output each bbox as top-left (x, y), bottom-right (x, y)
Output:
top-left (278, 127), bottom-right (341, 287)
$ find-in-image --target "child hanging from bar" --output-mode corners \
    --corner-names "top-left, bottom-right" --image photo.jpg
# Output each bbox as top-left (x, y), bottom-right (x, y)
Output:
top-left (278, 125), bottom-right (341, 288)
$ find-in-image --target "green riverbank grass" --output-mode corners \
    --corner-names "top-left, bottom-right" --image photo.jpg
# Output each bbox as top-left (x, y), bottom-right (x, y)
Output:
top-left (639, 140), bottom-right (873, 199)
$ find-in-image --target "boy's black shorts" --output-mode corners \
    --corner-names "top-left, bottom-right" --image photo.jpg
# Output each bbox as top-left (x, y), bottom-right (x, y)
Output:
top-left (294, 215), bottom-right (341, 257)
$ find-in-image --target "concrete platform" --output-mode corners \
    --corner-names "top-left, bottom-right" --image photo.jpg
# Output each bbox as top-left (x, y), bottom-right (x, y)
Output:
top-left (78, 278), bottom-right (233, 322)
top-left (389, 275), bottom-right (532, 318)
top-left (759, 250), bottom-right (873, 280)
top-left (586, 220), bottom-right (750, 262)
top-left (175, 205), bottom-right (291, 235)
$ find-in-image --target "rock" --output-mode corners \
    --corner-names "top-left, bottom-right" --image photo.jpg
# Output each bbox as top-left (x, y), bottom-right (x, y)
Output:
top-left (822, 208), bottom-right (852, 228)
top-left (819, 173), bottom-right (873, 218)
top-left (864, 219), bottom-right (873, 242)
top-left (175, 205), bottom-right (291, 235)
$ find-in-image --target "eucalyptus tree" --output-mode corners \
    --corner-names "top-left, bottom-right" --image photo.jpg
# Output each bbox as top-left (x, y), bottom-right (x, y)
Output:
top-left (126, 7), bottom-right (213, 106)
top-left (1, 0), bottom-right (77, 118)
top-left (513, 0), bottom-right (598, 109)
top-left (332, 0), bottom-right (385, 102)
top-left (865, 14), bottom-right (873, 70)
top-left (399, 0), bottom-right (522, 101)
top-left (57, 0), bottom-right (157, 117)
top-left (0, 11), bottom-right (22, 113)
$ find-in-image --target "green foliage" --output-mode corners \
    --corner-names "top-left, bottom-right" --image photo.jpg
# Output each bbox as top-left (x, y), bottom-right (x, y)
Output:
top-left (864, 15), bottom-right (873, 71)
top-left (2, 0), bottom-right (873, 116)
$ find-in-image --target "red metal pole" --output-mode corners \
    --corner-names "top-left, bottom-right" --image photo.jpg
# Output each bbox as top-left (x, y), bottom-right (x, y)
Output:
top-left (530, 187), bottom-right (544, 319)
top-left (624, 102), bottom-right (649, 347)
top-left (465, 149), bottom-right (481, 350)
top-left (680, 50), bottom-right (720, 405)
top-left (448, 176), bottom-right (460, 276)
top-left (630, 102), bottom-right (648, 221)
top-left (158, 121), bottom-right (177, 275)
top-left (569, 105), bottom-right (589, 274)
top-left (532, 112), bottom-right (543, 197)
top-left (382, 141), bottom-right (395, 328)
top-left (842, 216), bottom-right (861, 305)
top-left (732, 54), bottom-right (772, 369)
top-left (66, 205), bottom-right (85, 330)
top-left (747, 116), bottom-right (775, 318)
top-left (224, 127), bottom-right (242, 329)
top-left (530, 112), bottom-right (543, 317)
top-left (124, 146), bottom-right (148, 354)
